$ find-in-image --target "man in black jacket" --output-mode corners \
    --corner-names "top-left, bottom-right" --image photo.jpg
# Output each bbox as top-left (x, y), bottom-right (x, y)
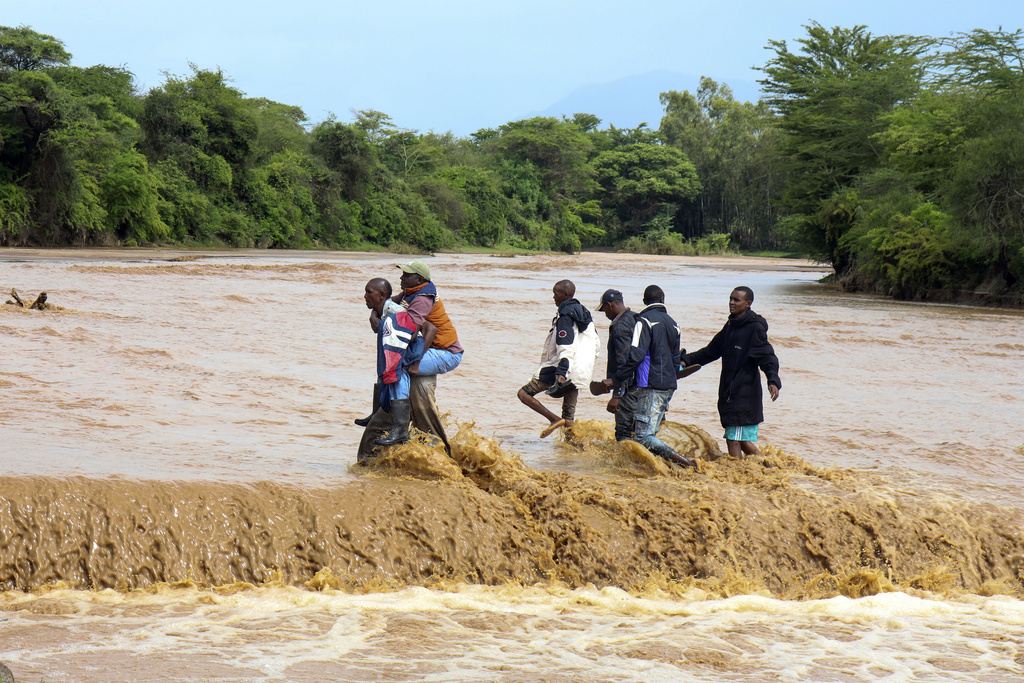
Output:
top-left (681, 286), bottom-right (781, 460)
top-left (613, 285), bottom-right (696, 468)
top-left (596, 289), bottom-right (638, 441)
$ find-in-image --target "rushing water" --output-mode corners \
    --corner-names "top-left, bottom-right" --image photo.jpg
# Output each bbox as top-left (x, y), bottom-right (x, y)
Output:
top-left (1, 249), bottom-right (1023, 682)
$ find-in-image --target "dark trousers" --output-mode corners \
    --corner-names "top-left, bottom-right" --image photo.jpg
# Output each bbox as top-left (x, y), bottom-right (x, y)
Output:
top-left (357, 374), bottom-right (450, 461)
top-left (614, 385), bottom-right (641, 442)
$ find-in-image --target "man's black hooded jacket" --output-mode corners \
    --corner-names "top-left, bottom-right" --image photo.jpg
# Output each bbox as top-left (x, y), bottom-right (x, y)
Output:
top-left (681, 310), bottom-right (781, 427)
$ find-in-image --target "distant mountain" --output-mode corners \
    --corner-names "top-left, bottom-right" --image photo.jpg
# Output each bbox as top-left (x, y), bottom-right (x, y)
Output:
top-left (525, 70), bottom-right (761, 130)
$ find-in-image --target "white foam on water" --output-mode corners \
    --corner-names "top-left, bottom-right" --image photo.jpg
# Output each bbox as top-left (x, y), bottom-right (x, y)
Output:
top-left (2, 585), bottom-right (1022, 681)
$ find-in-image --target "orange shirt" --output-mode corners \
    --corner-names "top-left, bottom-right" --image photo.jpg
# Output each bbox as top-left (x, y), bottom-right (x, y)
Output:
top-left (402, 282), bottom-right (463, 353)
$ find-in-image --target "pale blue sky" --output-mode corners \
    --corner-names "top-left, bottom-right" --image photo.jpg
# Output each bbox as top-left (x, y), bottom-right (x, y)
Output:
top-left (5, 0), bottom-right (1022, 134)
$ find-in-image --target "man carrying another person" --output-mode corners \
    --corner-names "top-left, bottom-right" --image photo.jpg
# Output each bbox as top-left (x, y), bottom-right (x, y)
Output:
top-left (612, 285), bottom-right (696, 469)
top-left (362, 260), bottom-right (462, 451)
top-left (357, 277), bottom-right (450, 460)
top-left (518, 279), bottom-right (600, 438)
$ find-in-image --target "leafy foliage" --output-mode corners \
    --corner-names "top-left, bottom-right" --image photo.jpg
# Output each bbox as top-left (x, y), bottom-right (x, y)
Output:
top-left (0, 26), bottom-right (70, 71)
top-left (660, 78), bottom-right (783, 248)
top-left (2, 23), bottom-right (1023, 302)
top-left (592, 142), bottom-right (700, 236)
top-left (756, 23), bottom-right (1024, 301)
top-left (758, 23), bottom-right (930, 270)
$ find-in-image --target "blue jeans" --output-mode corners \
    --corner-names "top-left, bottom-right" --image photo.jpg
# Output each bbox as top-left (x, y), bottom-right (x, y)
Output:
top-left (418, 349), bottom-right (463, 375)
top-left (389, 347), bottom-right (460, 404)
top-left (391, 368), bottom-right (411, 401)
top-left (631, 388), bottom-right (676, 460)
top-left (386, 338), bottom-right (425, 403)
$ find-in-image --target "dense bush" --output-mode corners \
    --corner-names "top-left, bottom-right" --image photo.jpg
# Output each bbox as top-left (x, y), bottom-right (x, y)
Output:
top-left (2, 24), bottom-right (1023, 303)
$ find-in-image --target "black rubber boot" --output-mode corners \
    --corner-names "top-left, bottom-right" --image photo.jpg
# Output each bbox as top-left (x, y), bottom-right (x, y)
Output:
top-left (374, 399), bottom-right (411, 447)
top-left (354, 383), bottom-right (381, 427)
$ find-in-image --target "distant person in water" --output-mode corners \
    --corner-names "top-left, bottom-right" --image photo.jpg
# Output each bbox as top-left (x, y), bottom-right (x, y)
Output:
top-left (612, 285), bottom-right (695, 468)
top-left (680, 286), bottom-right (781, 461)
top-left (596, 289), bottom-right (640, 442)
top-left (518, 279), bottom-right (599, 438)
top-left (356, 278), bottom-right (449, 461)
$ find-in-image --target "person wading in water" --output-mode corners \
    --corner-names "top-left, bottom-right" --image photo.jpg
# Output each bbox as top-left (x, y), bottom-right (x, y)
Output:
top-left (517, 279), bottom-right (599, 438)
top-left (681, 286), bottom-right (781, 461)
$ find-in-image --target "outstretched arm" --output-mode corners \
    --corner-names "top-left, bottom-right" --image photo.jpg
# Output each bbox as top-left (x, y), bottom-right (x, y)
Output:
top-left (603, 321), bottom-right (634, 394)
top-left (681, 329), bottom-right (724, 367)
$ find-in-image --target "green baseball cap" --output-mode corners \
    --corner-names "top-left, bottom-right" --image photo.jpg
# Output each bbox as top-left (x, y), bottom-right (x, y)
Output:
top-left (396, 260), bottom-right (431, 281)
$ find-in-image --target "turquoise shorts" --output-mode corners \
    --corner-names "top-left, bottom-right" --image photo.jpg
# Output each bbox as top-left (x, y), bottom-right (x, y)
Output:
top-left (724, 425), bottom-right (759, 442)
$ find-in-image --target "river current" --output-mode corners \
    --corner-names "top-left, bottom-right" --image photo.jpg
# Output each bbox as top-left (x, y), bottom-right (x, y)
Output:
top-left (1, 249), bottom-right (1022, 681)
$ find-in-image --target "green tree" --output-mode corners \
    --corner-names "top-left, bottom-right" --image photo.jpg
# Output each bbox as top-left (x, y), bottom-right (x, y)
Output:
top-left (491, 158), bottom-right (550, 247)
top-left (851, 29), bottom-right (1024, 296)
top-left (564, 112), bottom-right (602, 133)
top-left (0, 25), bottom-right (73, 176)
top-left (0, 25), bottom-right (167, 245)
top-left (309, 118), bottom-right (378, 201)
top-left (416, 165), bottom-right (508, 245)
top-left (0, 25), bottom-right (70, 71)
top-left (51, 64), bottom-right (140, 118)
top-left (660, 78), bottom-right (783, 247)
top-left (139, 67), bottom-right (257, 170)
top-left (938, 29), bottom-right (1024, 290)
top-left (592, 142), bottom-right (700, 236)
top-left (139, 67), bottom-right (330, 246)
top-left (759, 23), bottom-right (929, 269)
top-left (248, 97), bottom-right (309, 163)
top-left (590, 122), bottom-right (663, 152)
top-left (485, 117), bottom-right (599, 251)
top-left (489, 117), bottom-right (597, 199)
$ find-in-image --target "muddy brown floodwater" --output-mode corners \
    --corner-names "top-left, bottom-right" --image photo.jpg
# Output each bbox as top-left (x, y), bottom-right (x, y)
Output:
top-left (1, 249), bottom-right (1023, 682)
